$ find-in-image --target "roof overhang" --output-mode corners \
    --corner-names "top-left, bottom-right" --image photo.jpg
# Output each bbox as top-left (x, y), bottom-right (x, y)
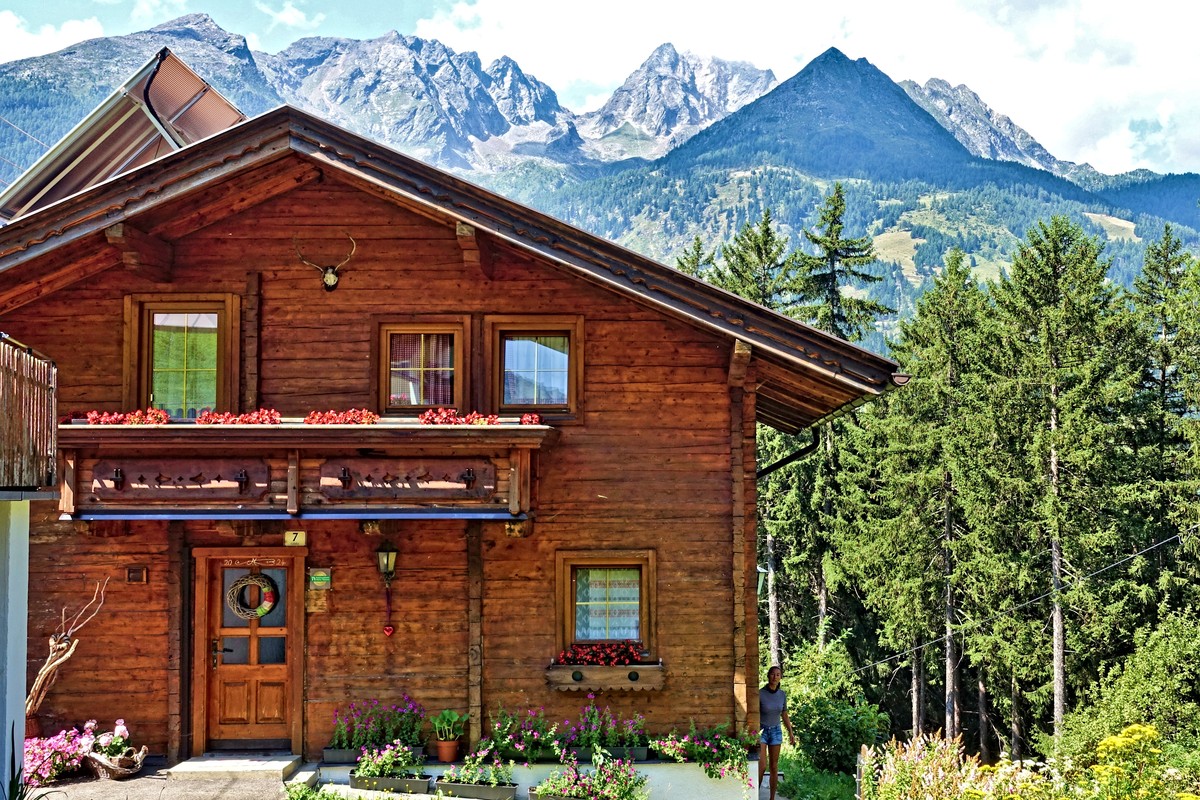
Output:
top-left (0, 105), bottom-right (901, 432)
top-left (0, 48), bottom-right (245, 222)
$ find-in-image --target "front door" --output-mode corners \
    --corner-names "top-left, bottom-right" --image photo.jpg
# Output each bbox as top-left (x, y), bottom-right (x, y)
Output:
top-left (192, 548), bottom-right (305, 752)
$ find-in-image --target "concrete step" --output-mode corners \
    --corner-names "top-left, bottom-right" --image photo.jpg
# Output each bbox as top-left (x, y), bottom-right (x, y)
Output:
top-left (167, 752), bottom-right (302, 781)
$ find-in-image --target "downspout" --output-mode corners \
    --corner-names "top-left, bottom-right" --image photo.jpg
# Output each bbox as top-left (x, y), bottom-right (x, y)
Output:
top-left (756, 428), bottom-right (820, 480)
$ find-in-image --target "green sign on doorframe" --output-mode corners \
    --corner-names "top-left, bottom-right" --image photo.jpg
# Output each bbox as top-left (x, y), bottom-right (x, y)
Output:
top-left (307, 568), bottom-right (332, 589)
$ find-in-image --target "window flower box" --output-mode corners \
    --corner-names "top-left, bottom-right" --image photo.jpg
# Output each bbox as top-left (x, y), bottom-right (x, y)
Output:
top-left (322, 747), bottom-right (360, 764)
top-left (545, 663), bottom-right (664, 692)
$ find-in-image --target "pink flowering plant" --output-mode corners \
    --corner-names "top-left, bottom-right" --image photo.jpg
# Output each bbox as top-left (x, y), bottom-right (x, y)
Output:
top-left (648, 722), bottom-right (757, 784)
top-left (353, 739), bottom-right (426, 778)
top-left (92, 719), bottom-right (131, 757)
top-left (440, 739), bottom-right (516, 787)
top-left (21, 718), bottom-right (136, 786)
top-left (489, 705), bottom-right (556, 763)
top-left (535, 745), bottom-right (649, 800)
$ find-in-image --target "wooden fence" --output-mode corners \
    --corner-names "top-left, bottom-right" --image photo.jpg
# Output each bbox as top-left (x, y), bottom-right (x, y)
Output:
top-left (0, 332), bottom-right (57, 490)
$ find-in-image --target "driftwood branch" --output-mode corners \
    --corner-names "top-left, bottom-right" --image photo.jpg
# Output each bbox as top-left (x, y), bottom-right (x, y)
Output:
top-left (25, 578), bottom-right (108, 717)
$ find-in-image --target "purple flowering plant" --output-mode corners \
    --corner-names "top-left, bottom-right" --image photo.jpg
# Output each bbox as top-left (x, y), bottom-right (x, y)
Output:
top-left (332, 695), bottom-right (426, 750)
top-left (489, 705), bottom-right (556, 764)
top-left (559, 694), bottom-right (648, 753)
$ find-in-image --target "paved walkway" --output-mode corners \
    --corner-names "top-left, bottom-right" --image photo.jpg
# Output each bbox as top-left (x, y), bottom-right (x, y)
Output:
top-left (44, 766), bottom-right (790, 799)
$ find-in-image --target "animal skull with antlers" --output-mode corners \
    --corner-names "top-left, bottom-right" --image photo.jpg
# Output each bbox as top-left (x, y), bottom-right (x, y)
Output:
top-left (295, 234), bottom-right (356, 292)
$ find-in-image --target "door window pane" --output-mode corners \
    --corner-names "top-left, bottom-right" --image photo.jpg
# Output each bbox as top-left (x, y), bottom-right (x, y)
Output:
top-left (222, 569), bottom-right (251, 628)
top-left (258, 568), bottom-right (286, 628)
top-left (221, 636), bottom-right (249, 665)
top-left (259, 637), bottom-right (286, 665)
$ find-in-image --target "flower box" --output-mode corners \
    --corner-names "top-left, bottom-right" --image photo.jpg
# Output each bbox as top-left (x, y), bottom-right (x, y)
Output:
top-left (322, 747), bottom-right (360, 764)
top-left (349, 772), bottom-right (432, 793)
top-left (545, 664), bottom-right (664, 692)
top-left (434, 780), bottom-right (518, 800)
top-left (567, 745), bottom-right (649, 762)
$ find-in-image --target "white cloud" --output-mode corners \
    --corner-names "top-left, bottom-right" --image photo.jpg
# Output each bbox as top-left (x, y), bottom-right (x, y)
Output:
top-left (254, 0), bottom-right (326, 32)
top-left (0, 11), bottom-right (105, 60)
top-left (131, 0), bottom-right (187, 23)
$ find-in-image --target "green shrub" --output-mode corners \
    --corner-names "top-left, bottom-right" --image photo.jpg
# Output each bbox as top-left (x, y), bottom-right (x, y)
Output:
top-left (792, 696), bottom-right (888, 774)
top-left (777, 748), bottom-right (856, 800)
top-left (1054, 613), bottom-right (1200, 765)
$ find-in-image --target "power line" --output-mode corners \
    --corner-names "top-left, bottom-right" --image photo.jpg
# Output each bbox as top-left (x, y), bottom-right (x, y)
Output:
top-left (0, 113), bottom-right (49, 148)
top-left (852, 532), bottom-right (1184, 676)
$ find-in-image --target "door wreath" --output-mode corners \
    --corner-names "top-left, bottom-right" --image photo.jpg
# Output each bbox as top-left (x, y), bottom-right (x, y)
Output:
top-left (226, 573), bottom-right (278, 619)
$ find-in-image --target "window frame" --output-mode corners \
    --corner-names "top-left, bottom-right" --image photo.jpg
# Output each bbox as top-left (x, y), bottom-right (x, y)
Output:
top-left (485, 315), bottom-right (584, 416)
top-left (123, 294), bottom-right (239, 416)
top-left (555, 549), bottom-right (656, 660)
top-left (375, 318), bottom-right (468, 415)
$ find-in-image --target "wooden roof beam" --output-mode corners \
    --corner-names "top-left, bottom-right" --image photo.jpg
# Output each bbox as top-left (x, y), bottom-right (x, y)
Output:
top-left (456, 222), bottom-right (493, 279)
top-left (105, 223), bottom-right (173, 282)
top-left (728, 340), bottom-right (751, 388)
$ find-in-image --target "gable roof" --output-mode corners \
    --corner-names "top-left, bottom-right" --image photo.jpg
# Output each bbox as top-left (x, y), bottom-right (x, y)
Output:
top-left (0, 104), bottom-right (901, 433)
top-left (0, 48), bottom-right (244, 222)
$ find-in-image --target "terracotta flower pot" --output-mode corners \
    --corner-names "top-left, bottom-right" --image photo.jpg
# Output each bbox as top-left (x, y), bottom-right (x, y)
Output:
top-left (435, 738), bottom-right (460, 762)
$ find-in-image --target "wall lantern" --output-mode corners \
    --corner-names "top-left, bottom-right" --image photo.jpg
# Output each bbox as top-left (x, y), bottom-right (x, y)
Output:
top-left (376, 541), bottom-right (398, 588)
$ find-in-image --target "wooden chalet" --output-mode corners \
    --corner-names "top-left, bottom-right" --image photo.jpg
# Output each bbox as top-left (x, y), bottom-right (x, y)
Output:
top-left (0, 51), bottom-right (900, 763)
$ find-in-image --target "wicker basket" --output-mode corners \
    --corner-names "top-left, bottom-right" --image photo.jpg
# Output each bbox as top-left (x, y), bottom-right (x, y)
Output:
top-left (85, 746), bottom-right (148, 780)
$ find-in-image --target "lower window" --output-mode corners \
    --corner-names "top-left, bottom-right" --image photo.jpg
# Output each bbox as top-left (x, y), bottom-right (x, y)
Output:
top-left (556, 549), bottom-right (655, 658)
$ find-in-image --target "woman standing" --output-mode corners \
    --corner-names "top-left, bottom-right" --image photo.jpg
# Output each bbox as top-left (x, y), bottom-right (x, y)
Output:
top-left (758, 665), bottom-right (796, 800)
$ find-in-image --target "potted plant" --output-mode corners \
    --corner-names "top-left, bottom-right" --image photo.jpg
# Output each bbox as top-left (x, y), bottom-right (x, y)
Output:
top-left (82, 719), bottom-right (148, 780)
top-left (349, 738), bottom-right (431, 794)
top-left (435, 739), bottom-right (517, 800)
top-left (430, 708), bottom-right (468, 762)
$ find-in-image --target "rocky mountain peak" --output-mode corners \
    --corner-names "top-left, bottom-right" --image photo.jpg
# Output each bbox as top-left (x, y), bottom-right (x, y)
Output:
top-left (577, 41), bottom-right (776, 161)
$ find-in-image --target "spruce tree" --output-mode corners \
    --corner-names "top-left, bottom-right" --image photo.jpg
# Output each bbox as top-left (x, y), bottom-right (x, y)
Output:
top-left (674, 234), bottom-right (716, 278)
top-left (987, 216), bottom-right (1141, 740)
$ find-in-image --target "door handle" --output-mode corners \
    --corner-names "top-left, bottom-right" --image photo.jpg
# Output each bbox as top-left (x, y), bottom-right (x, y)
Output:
top-left (211, 639), bottom-right (234, 668)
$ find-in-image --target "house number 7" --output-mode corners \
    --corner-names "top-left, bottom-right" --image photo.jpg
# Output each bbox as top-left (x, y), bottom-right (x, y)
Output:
top-left (285, 530), bottom-right (306, 547)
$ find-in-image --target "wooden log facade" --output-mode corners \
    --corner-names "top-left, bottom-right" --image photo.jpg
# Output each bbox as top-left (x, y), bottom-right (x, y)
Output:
top-left (0, 104), bottom-right (899, 762)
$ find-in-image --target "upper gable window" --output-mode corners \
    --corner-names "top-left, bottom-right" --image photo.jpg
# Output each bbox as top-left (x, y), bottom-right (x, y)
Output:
top-left (379, 323), bottom-right (465, 413)
top-left (125, 294), bottom-right (239, 418)
top-left (485, 315), bottom-right (583, 415)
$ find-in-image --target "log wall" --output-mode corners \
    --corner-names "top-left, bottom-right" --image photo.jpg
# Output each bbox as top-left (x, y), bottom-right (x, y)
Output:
top-left (7, 170), bottom-right (761, 759)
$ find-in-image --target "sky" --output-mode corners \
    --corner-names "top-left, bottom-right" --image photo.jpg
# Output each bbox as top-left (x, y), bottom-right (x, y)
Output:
top-left (1, 0), bottom-right (1198, 175)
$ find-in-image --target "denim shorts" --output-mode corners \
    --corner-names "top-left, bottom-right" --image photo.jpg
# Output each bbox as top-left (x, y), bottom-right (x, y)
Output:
top-left (760, 724), bottom-right (783, 746)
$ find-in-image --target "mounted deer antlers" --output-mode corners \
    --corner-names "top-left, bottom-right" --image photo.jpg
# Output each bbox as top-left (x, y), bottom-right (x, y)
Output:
top-left (294, 234), bottom-right (356, 292)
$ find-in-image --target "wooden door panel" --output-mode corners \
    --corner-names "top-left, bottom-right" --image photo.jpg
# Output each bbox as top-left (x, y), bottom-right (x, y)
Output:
top-left (257, 682), bottom-right (287, 723)
top-left (219, 681), bottom-right (251, 724)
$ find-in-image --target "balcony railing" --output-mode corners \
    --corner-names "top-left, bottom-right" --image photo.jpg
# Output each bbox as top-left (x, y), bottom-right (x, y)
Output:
top-left (0, 333), bottom-right (57, 490)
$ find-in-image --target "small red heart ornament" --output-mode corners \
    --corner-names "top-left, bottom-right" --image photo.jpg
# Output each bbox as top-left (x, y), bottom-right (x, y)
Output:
top-left (383, 625), bottom-right (394, 637)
